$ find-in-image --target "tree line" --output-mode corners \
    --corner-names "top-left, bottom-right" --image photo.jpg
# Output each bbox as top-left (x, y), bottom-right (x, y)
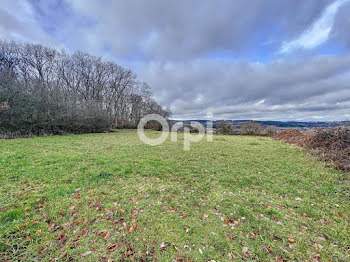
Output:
top-left (0, 40), bottom-right (170, 137)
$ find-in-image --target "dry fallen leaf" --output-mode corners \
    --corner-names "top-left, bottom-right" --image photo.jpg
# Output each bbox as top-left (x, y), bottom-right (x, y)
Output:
top-left (101, 231), bottom-right (111, 241)
top-left (262, 246), bottom-right (271, 254)
top-left (223, 216), bottom-right (234, 224)
top-left (314, 243), bottom-right (323, 250)
top-left (249, 232), bottom-right (256, 240)
top-left (167, 207), bottom-right (176, 213)
top-left (57, 235), bottom-right (67, 248)
top-left (242, 247), bottom-right (250, 258)
top-left (337, 213), bottom-right (344, 218)
top-left (275, 254), bottom-right (282, 262)
top-left (288, 237), bottom-right (295, 243)
top-left (227, 233), bottom-right (235, 240)
top-left (81, 228), bottom-right (88, 237)
top-left (299, 226), bottom-right (308, 232)
top-left (106, 243), bottom-right (118, 253)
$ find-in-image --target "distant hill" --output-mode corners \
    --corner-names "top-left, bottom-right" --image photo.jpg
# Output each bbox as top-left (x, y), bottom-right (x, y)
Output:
top-left (170, 120), bottom-right (346, 129)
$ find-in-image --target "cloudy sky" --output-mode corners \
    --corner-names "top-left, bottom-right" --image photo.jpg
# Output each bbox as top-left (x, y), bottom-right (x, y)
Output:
top-left (1, 0), bottom-right (350, 121)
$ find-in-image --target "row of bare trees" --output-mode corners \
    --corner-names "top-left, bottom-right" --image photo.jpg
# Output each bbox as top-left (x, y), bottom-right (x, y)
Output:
top-left (0, 40), bottom-right (170, 136)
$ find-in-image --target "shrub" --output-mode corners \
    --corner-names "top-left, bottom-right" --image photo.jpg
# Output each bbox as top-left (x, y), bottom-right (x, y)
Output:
top-left (306, 127), bottom-right (350, 172)
top-left (275, 127), bottom-right (350, 172)
top-left (275, 129), bottom-right (306, 145)
top-left (0, 102), bottom-right (9, 112)
top-left (216, 121), bottom-right (233, 134)
top-left (241, 121), bottom-right (262, 135)
top-left (265, 125), bottom-right (278, 137)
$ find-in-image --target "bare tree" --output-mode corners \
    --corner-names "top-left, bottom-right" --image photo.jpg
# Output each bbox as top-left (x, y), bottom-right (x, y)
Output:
top-left (0, 40), bottom-right (170, 137)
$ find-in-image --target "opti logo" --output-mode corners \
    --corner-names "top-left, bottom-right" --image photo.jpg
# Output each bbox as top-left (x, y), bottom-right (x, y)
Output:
top-left (137, 114), bottom-right (213, 150)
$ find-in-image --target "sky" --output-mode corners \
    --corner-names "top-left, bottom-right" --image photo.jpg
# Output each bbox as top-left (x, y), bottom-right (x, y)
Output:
top-left (1, 0), bottom-right (350, 121)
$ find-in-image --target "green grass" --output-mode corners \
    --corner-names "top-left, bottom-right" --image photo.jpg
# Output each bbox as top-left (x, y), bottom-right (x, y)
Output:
top-left (0, 130), bottom-right (349, 261)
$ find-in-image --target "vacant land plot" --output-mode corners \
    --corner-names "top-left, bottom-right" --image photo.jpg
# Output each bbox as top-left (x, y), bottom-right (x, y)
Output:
top-left (0, 130), bottom-right (349, 261)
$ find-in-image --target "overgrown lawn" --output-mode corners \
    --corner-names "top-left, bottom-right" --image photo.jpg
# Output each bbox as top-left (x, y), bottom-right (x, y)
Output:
top-left (0, 130), bottom-right (349, 261)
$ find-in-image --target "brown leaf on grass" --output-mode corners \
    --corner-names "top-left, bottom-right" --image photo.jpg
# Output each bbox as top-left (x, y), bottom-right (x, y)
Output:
top-left (59, 251), bottom-right (67, 259)
top-left (160, 242), bottom-right (171, 250)
top-left (106, 243), bottom-right (118, 253)
top-left (227, 252), bottom-right (235, 260)
top-left (38, 245), bottom-right (46, 254)
top-left (184, 226), bottom-right (190, 233)
top-left (167, 207), bottom-right (176, 213)
top-left (132, 210), bottom-right (138, 219)
top-left (73, 193), bottom-right (81, 199)
top-left (242, 247), bottom-right (250, 258)
top-left (322, 219), bottom-right (329, 225)
top-left (299, 226), bottom-right (308, 232)
top-left (313, 243), bottom-right (323, 250)
top-left (262, 246), bottom-right (271, 254)
top-left (49, 223), bottom-right (61, 232)
top-left (100, 231), bottom-right (111, 240)
top-left (337, 212), bottom-right (344, 218)
top-left (128, 223), bottom-right (138, 233)
top-left (223, 216), bottom-right (234, 224)
top-left (94, 201), bottom-right (103, 210)
top-left (312, 253), bottom-right (321, 262)
top-left (71, 210), bottom-right (78, 217)
top-left (270, 233), bottom-right (282, 240)
top-left (249, 232), bottom-right (256, 240)
top-left (227, 233), bottom-right (235, 240)
top-left (125, 243), bottom-right (134, 257)
top-left (76, 217), bottom-right (84, 225)
top-left (57, 235), bottom-right (67, 248)
top-left (275, 254), bottom-right (282, 262)
top-left (288, 237), bottom-right (295, 243)
top-left (57, 234), bottom-right (65, 240)
top-left (70, 235), bottom-right (81, 249)
top-left (81, 228), bottom-right (88, 237)
top-left (179, 213), bottom-right (187, 218)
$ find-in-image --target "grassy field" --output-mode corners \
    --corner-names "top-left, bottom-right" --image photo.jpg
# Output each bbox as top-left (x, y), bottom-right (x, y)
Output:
top-left (0, 130), bottom-right (349, 261)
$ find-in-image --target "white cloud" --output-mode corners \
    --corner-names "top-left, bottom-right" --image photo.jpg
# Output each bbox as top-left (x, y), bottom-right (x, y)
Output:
top-left (280, 0), bottom-right (350, 53)
top-left (0, 0), bottom-right (56, 46)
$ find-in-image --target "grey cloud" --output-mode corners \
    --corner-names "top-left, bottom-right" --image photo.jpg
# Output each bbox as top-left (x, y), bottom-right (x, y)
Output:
top-left (331, 1), bottom-right (350, 48)
top-left (137, 55), bottom-right (350, 120)
top-left (64, 0), bottom-right (332, 60)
